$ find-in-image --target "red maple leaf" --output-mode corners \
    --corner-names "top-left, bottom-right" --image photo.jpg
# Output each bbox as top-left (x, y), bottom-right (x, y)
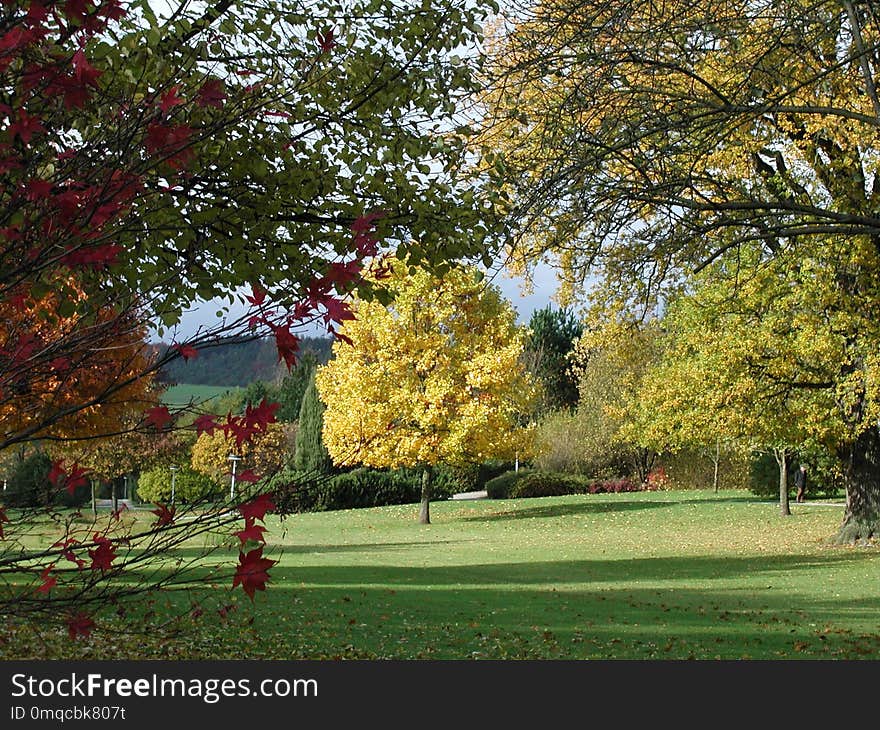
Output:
top-left (193, 413), bottom-right (219, 437)
top-left (232, 547), bottom-right (276, 600)
top-left (63, 463), bottom-right (90, 494)
top-left (72, 47), bottom-right (102, 87)
top-left (244, 398), bottom-right (279, 432)
top-left (145, 405), bottom-right (174, 430)
top-left (62, 243), bottom-right (123, 269)
top-left (48, 459), bottom-right (66, 488)
top-left (9, 110), bottom-right (44, 145)
top-left (238, 493), bottom-right (275, 523)
top-left (316, 28), bottom-right (337, 54)
top-left (322, 296), bottom-right (355, 325)
top-left (67, 612), bottom-right (95, 640)
top-left (329, 325), bottom-right (353, 347)
top-left (36, 564), bottom-right (56, 594)
top-left (172, 342), bottom-right (198, 361)
top-left (272, 323), bottom-right (299, 370)
top-left (236, 469), bottom-right (260, 484)
top-left (234, 522), bottom-right (267, 545)
top-left (88, 534), bottom-right (116, 572)
top-left (198, 78), bottom-right (226, 108)
top-left (151, 503), bottom-right (175, 527)
top-left (0, 506), bottom-right (9, 539)
top-left (159, 85), bottom-right (185, 114)
top-left (110, 503), bottom-right (128, 521)
top-left (23, 178), bottom-right (52, 200)
top-left (245, 283), bottom-right (267, 306)
top-left (350, 210), bottom-right (384, 236)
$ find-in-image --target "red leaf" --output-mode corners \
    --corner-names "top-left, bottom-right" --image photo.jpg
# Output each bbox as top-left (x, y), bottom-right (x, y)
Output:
top-left (245, 283), bottom-right (267, 306)
top-left (272, 323), bottom-right (299, 370)
top-left (88, 534), bottom-right (116, 572)
top-left (50, 460), bottom-right (90, 495)
top-left (9, 110), bottom-right (44, 145)
top-left (193, 413), bottom-right (219, 437)
top-left (244, 398), bottom-right (279, 432)
top-left (316, 28), bottom-right (337, 54)
top-left (238, 493), bottom-right (275, 523)
top-left (234, 522), bottom-right (267, 545)
top-left (329, 326), bottom-right (353, 347)
top-left (36, 564), bottom-right (56, 594)
top-left (62, 243), bottom-right (123, 269)
top-left (72, 47), bottom-right (102, 87)
top-left (172, 343), bottom-right (198, 361)
top-left (198, 78), bottom-right (226, 108)
top-left (350, 210), bottom-right (384, 236)
top-left (145, 405), bottom-right (174, 431)
top-left (0, 506), bottom-right (9, 540)
top-left (66, 613), bottom-right (95, 640)
top-left (159, 85), bottom-right (185, 114)
top-left (232, 547), bottom-right (276, 600)
top-left (110, 503), bottom-right (128, 521)
top-left (322, 296), bottom-right (355, 325)
top-left (236, 469), bottom-right (260, 484)
top-left (151, 503), bottom-right (175, 527)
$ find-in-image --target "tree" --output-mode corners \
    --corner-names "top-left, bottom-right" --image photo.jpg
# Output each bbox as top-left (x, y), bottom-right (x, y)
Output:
top-left (629, 254), bottom-right (842, 514)
top-left (316, 259), bottom-right (537, 523)
top-left (294, 368), bottom-right (332, 476)
top-left (524, 305), bottom-right (582, 412)
top-left (191, 421), bottom-right (292, 487)
top-left (480, 0), bottom-right (880, 540)
top-left (563, 314), bottom-right (662, 483)
top-left (0, 0), bottom-right (500, 638)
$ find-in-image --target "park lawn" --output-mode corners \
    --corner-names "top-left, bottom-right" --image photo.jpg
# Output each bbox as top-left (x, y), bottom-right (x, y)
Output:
top-left (2, 490), bottom-right (879, 659)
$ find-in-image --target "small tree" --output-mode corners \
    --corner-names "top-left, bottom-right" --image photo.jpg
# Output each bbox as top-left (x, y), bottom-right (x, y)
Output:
top-left (316, 260), bottom-right (537, 523)
top-left (294, 369), bottom-right (332, 476)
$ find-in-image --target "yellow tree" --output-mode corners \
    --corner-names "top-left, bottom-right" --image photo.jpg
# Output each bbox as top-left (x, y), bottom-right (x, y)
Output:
top-left (190, 423), bottom-right (293, 493)
top-left (316, 260), bottom-right (537, 523)
top-left (478, 0), bottom-right (880, 540)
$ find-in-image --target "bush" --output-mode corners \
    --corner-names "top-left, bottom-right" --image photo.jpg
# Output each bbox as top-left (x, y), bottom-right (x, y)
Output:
top-left (485, 468), bottom-right (532, 499)
top-left (137, 467), bottom-right (221, 503)
top-left (269, 466), bottom-right (455, 513)
top-left (486, 470), bottom-right (639, 499)
top-left (5, 450), bottom-right (89, 508)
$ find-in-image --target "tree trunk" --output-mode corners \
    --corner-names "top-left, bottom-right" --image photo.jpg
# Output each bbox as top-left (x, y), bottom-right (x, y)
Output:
top-left (90, 480), bottom-right (97, 518)
top-left (835, 427), bottom-right (880, 543)
top-left (111, 480), bottom-right (118, 514)
top-left (418, 466), bottom-right (432, 525)
top-left (774, 447), bottom-right (791, 517)
top-left (712, 438), bottom-right (720, 493)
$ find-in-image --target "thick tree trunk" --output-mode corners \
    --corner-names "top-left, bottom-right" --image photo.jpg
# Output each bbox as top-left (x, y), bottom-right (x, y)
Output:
top-left (418, 466), bottom-right (432, 525)
top-left (835, 428), bottom-right (880, 544)
top-left (774, 448), bottom-right (791, 517)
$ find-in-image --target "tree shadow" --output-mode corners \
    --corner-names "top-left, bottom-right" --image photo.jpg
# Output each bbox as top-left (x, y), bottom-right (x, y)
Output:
top-left (459, 500), bottom-right (670, 522)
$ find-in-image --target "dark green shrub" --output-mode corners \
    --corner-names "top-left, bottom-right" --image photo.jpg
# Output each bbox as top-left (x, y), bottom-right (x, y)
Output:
top-left (269, 466), bottom-right (453, 513)
top-left (293, 370), bottom-right (332, 475)
top-left (5, 450), bottom-right (89, 508)
top-left (510, 471), bottom-right (583, 498)
top-left (485, 469), bottom-right (532, 498)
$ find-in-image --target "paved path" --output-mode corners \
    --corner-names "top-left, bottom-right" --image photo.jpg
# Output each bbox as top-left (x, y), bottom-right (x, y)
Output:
top-left (449, 490), bottom-right (489, 501)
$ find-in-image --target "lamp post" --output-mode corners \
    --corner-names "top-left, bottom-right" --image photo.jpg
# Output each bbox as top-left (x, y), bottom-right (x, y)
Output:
top-left (227, 454), bottom-right (241, 500)
top-left (169, 465), bottom-right (179, 505)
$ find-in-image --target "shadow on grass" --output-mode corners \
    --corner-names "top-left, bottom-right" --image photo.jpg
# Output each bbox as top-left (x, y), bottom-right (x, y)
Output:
top-left (460, 500), bottom-right (670, 522)
top-left (260, 551), bottom-right (876, 587)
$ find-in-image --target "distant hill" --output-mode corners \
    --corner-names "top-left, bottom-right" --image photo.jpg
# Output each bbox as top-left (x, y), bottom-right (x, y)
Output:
top-left (156, 336), bottom-right (333, 387)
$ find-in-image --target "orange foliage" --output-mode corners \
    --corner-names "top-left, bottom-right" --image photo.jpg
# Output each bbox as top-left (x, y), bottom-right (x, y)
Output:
top-left (0, 277), bottom-right (158, 445)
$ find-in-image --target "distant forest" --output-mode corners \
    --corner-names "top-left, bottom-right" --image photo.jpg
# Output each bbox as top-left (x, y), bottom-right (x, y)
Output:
top-left (156, 336), bottom-right (333, 387)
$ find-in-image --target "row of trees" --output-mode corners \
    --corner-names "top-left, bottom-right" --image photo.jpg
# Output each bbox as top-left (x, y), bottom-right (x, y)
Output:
top-left (477, 0), bottom-right (880, 542)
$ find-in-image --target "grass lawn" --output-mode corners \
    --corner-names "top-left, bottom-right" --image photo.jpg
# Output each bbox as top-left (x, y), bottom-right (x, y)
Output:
top-left (2, 490), bottom-right (878, 659)
top-left (161, 383), bottom-right (240, 407)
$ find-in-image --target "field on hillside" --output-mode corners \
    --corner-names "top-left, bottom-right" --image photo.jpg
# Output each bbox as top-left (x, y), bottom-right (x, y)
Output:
top-left (161, 383), bottom-right (241, 406)
top-left (2, 491), bottom-right (878, 660)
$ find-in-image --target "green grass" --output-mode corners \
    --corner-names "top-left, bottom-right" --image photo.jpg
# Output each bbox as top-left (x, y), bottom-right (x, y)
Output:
top-left (3, 490), bottom-right (879, 659)
top-left (161, 383), bottom-right (240, 406)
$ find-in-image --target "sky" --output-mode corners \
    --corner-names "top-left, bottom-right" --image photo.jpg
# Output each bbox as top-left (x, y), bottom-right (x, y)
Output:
top-left (166, 261), bottom-right (561, 342)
